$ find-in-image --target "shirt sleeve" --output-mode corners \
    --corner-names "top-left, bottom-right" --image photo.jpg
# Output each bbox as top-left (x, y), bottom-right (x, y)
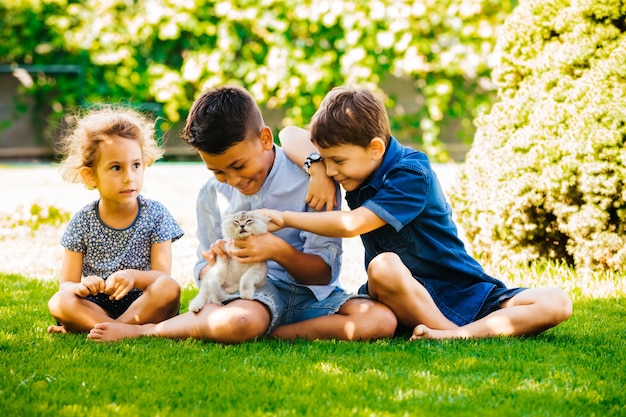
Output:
top-left (193, 180), bottom-right (223, 285)
top-left (60, 208), bottom-right (89, 253)
top-left (148, 200), bottom-right (184, 244)
top-left (298, 200), bottom-right (343, 286)
top-left (362, 163), bottom-right (430, 232)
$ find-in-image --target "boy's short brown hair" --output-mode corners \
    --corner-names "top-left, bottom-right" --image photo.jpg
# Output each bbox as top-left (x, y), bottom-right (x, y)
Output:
top-left (310, 86), bottom-right (391, 149)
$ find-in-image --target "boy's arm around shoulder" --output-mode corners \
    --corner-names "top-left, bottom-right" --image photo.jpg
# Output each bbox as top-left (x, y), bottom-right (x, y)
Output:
top-left (279, 126), bottom-right (316, 165)
top-left (280, 126), bottom-right (337, 211)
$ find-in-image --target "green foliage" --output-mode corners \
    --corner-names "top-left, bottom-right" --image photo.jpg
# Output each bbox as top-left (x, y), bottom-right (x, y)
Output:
top-left (1, 0), bottom-right (516, 157)
top-left (0, 202), bottom-right (70, 232)
top-left (0, 0), bottom-right (85, 142)
top-left (451, 0), bottom-right (626, 271)
top-left (1, 273), bottom-right (625, 416)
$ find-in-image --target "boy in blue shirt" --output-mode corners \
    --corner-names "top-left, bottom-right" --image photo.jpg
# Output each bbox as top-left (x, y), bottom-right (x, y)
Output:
top-left (88, 85), bottom-right (396, 343)
top-left (256, 86), bottom-right (572, 339)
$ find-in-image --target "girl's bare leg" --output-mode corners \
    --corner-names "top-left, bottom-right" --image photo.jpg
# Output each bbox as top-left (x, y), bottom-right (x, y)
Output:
top-left (269, 298), bottom-right (397, 341)
top-left (116, 275), bottom-right (181, 324)
top-left (410, 287), bottom-right (572, 340)
top-left (367, 252), bottom-right (457, 330)
top-left (87, 299), bottom-right (270, 343)
top-left (48, 276), bottom-right (181, 334)
top-left (48, 290), bottom-right (112, 333)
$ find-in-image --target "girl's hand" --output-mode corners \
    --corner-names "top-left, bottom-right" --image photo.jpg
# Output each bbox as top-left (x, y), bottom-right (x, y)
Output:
top-left (104, 270), bottom-right (134, 300)
top-left (77, 275), bottom-right (105, 298)
top-left (307, 163), bottom-right (337, 211)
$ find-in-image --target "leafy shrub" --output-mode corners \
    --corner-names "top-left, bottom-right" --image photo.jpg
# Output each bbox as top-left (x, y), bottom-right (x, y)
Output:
top-left (2, 0), bottom-right (516, 157)
top-left (0, 202), bottom-right (70, 232)
top-left (0, 0), bottom-right (84, 144)
top-left (451, 0), bottom-right (626, 271)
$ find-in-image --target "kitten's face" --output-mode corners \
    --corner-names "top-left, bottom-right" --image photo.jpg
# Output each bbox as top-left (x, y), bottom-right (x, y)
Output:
top-left (222, 211), bottom-right (270, 240)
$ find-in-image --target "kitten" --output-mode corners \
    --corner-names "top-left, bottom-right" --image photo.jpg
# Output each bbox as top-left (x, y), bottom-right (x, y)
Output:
top-left (188, 211), bottom-right (269, 312)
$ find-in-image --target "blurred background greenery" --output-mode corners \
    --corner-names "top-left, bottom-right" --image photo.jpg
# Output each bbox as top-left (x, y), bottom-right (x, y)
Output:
top-left (5, 0), bottom-right (624, 272)
top-left (0, 0), bottom-right (517, 161)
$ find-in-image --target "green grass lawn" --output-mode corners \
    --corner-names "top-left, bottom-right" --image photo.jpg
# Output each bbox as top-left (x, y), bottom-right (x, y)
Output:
top-left (1, 272), bottom-right (624, 417)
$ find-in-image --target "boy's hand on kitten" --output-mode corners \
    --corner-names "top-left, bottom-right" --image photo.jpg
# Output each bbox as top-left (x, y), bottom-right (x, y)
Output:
top-left (251, 209), bottom-right (284, 231)
top-left (229, 233), bottom-right (275, 264)
top-left (201, 239), bottom-right (229, 265)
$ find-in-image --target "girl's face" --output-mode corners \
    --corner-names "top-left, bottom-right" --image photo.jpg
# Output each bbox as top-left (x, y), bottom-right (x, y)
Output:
top-left (84, 136), bottom-right (145, 205)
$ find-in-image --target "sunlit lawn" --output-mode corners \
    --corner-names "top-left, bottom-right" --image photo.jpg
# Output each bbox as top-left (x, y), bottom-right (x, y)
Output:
top-left (1, 272), bottom-right (624, 417)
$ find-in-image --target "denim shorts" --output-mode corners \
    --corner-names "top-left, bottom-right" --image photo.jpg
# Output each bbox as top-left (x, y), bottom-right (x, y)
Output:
top-left (222, 279), bottom-right (364, 332)
top-left (474, 286), bottom-right (527, 320)
top-left (86, 289), bottom-right (143, 319)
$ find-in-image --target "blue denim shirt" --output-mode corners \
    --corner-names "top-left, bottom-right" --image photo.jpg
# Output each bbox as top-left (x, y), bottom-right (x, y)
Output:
top-left (194, 146), bottom-right (343, 301)
top-left (346, 137), bottom-right (507, 325)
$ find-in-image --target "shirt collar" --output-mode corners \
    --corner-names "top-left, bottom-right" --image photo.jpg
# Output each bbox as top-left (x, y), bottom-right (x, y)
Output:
top-left (260, 145), bottom-right (281, 192)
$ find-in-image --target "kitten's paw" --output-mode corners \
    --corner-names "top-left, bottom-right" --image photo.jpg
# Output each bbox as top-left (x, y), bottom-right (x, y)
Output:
top-left (207, 294), bottom-right (224, 305)
top-left (188, 296), bottom-right (205, 313)
top-left (239, 286), bottom-right (255, 300)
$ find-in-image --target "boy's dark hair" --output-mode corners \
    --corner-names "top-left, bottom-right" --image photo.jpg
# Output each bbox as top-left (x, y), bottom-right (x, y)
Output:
top-left (310, 86), bottom-right (391, 149)
top-left (182, 86), bottom-right (264, 155)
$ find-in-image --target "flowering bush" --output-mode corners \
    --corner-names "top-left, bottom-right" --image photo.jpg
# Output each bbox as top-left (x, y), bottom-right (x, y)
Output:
top-left (451, 0), bottom-right (626, 271)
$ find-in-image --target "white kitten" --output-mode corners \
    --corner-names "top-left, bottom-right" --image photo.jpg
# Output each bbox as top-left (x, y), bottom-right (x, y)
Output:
top-left (188, 211), bottom-right (269, 312)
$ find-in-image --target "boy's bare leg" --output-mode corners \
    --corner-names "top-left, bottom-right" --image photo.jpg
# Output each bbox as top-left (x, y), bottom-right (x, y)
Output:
top-left (410, 287), bottom-right (572, 340)
top-left (269, 298), bottom-right (397, 341)
top-left (116, 275), bottom-right (181, 324)
top-left (47, 290), bottom-right (112, 333)
top-left (366, 252), bottom-right (457, 330)
top-left (87, 299), bottom-right (270, 343)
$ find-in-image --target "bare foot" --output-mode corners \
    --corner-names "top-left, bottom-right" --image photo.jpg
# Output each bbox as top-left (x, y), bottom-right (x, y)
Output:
top-left (409, 324), bottom-right (466, 340)
top-left (87, 322), bottom-right (152, 342)
top-left (47, 324), bottom-right (68, 334)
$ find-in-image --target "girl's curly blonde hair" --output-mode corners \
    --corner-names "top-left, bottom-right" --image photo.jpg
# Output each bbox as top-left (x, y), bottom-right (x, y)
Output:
top-left (57, 106), bottom-right (164, 185)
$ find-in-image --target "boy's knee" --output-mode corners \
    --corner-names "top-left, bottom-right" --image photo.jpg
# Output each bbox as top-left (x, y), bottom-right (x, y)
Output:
top-left (549, 288), bottom-right (573, 323)
top-left (367, 252), bottom-right (412, 298)
top-left (374, 305), bottom-right (398, 338)
top-left (368, 252), bottom-right (401, 274)
top-left (534, 288), bottom-right (572, 325)
top-left (209, 305), bottom-right (269, 342)
top-left (225, 311), bottom-right (267, 341)
top-left (343, 299), bottom-right (397, 339)
top-left (367, 252), bottom-right (403, 285)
